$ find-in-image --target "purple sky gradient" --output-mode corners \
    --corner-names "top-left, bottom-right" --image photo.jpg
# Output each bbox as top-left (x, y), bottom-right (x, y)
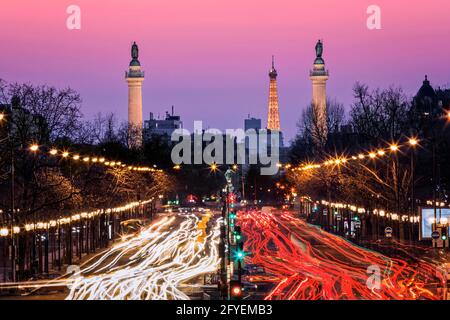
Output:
top-left (1, 0), bottom-right (449, 142)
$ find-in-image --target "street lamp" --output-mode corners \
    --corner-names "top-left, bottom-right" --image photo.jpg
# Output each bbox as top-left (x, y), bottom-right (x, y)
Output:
top-left (29, 144), bottom-right (39, 152)
top-left (408, 138), bottom-right (418, 146)
top-left (390, 143), bottom-right (400, 237)
top-left (408, 137), bottom-right (418, 241)
top-left (389, 144), bottom-right (399, 152)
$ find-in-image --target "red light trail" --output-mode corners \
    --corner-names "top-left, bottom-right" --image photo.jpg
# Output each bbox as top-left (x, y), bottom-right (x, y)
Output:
top-left (239, 210), bottom-right (443, 300)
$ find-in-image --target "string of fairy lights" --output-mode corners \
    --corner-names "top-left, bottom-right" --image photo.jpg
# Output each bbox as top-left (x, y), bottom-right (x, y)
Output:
top-left (0, 143), bottom-right (166, 236)
top-left (287, 136), bottom-right (450, 223)
top-left (0, 112), bottom-right (162, 172)
top-left (27, 143), bottom-right (163, 172)
top-left (319, 200), bottom-right (420, 224)
top-left (0, 200), bottom-right (152, 237)
top-left (0, 113), bottom-right (169, 237)
top-left (286, 137), bottom-right (420, 173)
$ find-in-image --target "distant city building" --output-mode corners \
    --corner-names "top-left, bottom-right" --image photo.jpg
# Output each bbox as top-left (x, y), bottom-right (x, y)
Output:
top-left (125, 41), bottom-right (145, 147)
top-left (309, 40), bottom-right (329, 148)
top-left (243, 115), bottom-right (287, 169)
top-left (143, 106), bottom-right (183, 142)
top-left (189, 130), bottom-right (239, 165)
top-left (244, 116), bottom-right (262, 131)
top-left (413, 75), bottom-right (439, 117)
top-left (244, 116), bottom-right (261, 152)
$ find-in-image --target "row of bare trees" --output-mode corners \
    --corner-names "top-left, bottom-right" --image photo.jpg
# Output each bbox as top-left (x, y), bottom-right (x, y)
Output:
top-left (289, 82), bottom-right (450, 238)
top-left (0, 80), bottom-right (175, 281)
top-left (0, 80), bottom-right (174, 224)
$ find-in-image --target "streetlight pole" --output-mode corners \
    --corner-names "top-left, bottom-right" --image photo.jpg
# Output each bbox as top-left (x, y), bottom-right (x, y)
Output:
top-left (408, 138), bottom-right (418, 242)
top-left (6, 106), bottom-right (17, 282)
top-left (10, 141), bottom-right (15, 282)
top-left (432, 134), bottom-right (437, 225)
top-left (389, 144), bottom-right (400, 240)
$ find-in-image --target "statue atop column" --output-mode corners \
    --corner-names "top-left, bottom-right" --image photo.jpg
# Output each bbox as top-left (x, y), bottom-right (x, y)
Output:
top-left (314, 40), bottom-right (324, 65)
top-left (130, 41), bottom-right (140, 66)
top-left (131, 42), bottom-right (139, 59)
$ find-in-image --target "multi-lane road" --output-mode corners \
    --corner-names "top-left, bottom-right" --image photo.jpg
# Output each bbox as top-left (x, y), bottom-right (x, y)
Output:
top-left (66, 212), bottom-right (221, 299)
top-left (0, 210), bottom-right (221, 300)
top-left (0, 208), bottom-right (447, 300)
top-left (240, 209), bottom-right (446, 300)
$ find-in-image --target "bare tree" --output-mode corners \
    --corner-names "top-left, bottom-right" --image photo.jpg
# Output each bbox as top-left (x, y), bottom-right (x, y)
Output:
top-left (117, 121), bottom-right (143, 149)
top-left (1, 82), bottom-right (83, 143)
top-left (350, 83), bottom-right (410, 144)
top-left (292, 98), bottom-right (346, 159)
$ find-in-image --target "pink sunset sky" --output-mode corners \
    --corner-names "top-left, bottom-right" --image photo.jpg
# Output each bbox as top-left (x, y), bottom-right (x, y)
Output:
top-left (1, 0), bottom-right (449, 142)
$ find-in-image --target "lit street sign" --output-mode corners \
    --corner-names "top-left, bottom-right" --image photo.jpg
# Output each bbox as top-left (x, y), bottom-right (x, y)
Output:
top-left (385, 227), bottom-right (393, 238)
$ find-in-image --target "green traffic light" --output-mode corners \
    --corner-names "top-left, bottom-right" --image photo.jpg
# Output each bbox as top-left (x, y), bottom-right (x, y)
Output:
top-left (442, 235), bottom-right (447, 241)
top-left (234, 249), bottom-right (245, 261)
top-left (235, 234), bottom-right (242, 240)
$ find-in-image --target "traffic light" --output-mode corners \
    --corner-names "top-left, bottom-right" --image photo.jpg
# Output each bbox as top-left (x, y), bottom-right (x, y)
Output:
top-left (442, 226), bottom-right (448, 241)
top-left (229, 211), bottom-right (236, 220)
top-left (234, 242), bottom-right (246, 262)
top-left (233, 226), bottom-right (242, 241)
top-left (230, 280), bottom-right (243, 299)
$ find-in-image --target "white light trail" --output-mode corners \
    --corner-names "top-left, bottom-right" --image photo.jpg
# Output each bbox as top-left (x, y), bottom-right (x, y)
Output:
top-left (65, 215), bottom-right (221, 300)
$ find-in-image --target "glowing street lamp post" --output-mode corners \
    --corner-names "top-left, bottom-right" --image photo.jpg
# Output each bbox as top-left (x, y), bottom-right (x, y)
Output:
top-left (0, 112), bottom-right (16, 281)
top-left (389, 144), bottom-right (401, 240)
top-left (4, 108), bottom-right (18, 282)
top-left (408, 138), bottom-right (418, 240)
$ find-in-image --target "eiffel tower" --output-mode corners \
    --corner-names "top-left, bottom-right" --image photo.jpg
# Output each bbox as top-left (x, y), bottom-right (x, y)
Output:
top-left (267, 55), bottom-right (281, 131)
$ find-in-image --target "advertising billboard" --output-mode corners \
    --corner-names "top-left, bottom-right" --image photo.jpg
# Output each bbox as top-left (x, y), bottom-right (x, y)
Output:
top-left (420, 207), bottom-right (450, 239)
